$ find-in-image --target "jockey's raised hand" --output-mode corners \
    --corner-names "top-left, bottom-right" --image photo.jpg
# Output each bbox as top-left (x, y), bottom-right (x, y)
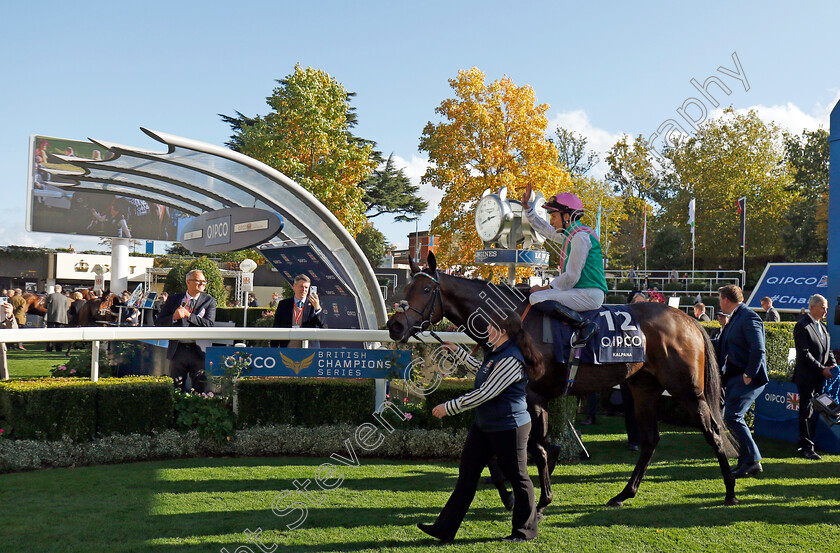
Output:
top-left (521, 183), bottom-right (532, 210)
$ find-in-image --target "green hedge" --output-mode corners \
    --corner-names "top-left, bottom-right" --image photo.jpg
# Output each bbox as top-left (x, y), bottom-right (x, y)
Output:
top-left (216, 307), bottom-right (269, 327)
top-left (236, 378), bottom-right (375, 427)
top-left (0, 377), bottom-right (174, 442)
top-left (95, 379), bottom-right (174, 436)
top-left (699, 321), bottom-right (794, 381)
top-left (0, 380), bottom-right (97, 441)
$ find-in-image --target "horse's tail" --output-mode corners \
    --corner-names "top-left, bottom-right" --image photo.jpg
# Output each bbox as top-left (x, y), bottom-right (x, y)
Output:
top-left (697, 321), bottom-right (739, 458)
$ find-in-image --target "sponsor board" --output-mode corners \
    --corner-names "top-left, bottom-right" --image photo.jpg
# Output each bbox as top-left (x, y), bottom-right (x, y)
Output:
top-left (746, 263), bottom-right (827, 312)
top-left (205, 347), bottom-right (410, 379)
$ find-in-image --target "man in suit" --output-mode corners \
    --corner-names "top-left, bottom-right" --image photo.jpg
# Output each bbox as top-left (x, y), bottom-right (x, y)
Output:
top-left (1, 301), bottom-right (18, 380)
top-left (271, 274), bottom-right (326, 348)
top-left (155, 270), bottom-right (216, 393)
top-left (693, 302), bottom-right (711, 322)
top-left (716, 284), bottom-right (769, 478)
top-left (761, 297), bottom-right (781, 322)
top-left (793, 294), bottom-right (836, 460)
top-left (44, 284), bottom-right (70, 352)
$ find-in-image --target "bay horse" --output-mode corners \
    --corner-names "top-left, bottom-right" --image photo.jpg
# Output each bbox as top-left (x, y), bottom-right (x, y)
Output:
top-left (77, 293), bottom-right (118, 326)
top-left (386, 252), bottom-right (738, 515)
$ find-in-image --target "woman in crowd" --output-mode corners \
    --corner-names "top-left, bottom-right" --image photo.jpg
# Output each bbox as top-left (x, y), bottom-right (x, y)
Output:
top-left (417, 309), bottom-right (542, 544)
top-left (65, 291), bottom-right (87, 354)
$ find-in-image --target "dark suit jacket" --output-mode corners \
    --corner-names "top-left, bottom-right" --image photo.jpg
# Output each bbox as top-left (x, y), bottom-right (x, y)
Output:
top-left (271, 297), bottom-right (326, 348)
top-left (765, 307), bottom-right (780, 322)
top-left (154, 292), bottom-right (216, 360)
top-left (716, 303), bottom-right (769, 387)
top-left (68, 300), bottom-right (86, 327)
top-left (792, 314), bottom-right (835, 389)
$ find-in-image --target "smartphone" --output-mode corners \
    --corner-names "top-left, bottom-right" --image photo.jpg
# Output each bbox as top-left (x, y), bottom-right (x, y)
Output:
top-left (310, 285), bottom-right (317, 296)
top-left (0, 297), bottom-right (7, 306)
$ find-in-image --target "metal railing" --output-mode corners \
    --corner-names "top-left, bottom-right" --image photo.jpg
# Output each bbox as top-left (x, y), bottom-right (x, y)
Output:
top-left (1, 327), bottom-right (476, 382)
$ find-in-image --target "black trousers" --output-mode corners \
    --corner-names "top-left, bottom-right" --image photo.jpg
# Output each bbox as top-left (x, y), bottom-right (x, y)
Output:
top-left (430, 421), bottom-right (537, 541)
top-left (170, 343), bottom-right (207, 393)
top-left (45, 321), bottom-right (66, 352)
top-left (797, 381), bottom-right (822, 452)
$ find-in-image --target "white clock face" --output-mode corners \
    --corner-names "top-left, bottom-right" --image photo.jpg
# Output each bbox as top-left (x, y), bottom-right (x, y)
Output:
top-left (475, 195), bottom-right (505, 242)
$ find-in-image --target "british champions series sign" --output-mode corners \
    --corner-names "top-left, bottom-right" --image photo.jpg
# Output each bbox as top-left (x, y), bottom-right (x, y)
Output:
top-left (205, 347), bottom-right (410, 379)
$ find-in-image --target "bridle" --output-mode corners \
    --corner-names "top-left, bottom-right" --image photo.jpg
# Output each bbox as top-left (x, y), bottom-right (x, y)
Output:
top-left (396, 270), bottom-right (445, 344)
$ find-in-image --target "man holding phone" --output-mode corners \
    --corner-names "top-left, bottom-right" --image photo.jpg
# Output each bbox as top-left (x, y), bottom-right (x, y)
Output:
top-left (1, 299), bottom-right (18, 380)
top-left (271, 274), bottom-right (326, 348)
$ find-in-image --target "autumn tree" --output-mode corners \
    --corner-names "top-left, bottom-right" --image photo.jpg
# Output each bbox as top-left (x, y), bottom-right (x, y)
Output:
top-left (220, 65), bottom-right (376, 236)
top-left (782, 128), bottom-right (829, 261)
top-left (662, 108), bottom-right (794, 263)
top-left (419, 67), bottom-right (569, 278)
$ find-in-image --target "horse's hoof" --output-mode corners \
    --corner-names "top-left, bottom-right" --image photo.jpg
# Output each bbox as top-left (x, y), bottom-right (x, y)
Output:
top-left (724, 497), bottom-right (739, 506)
top-left (501, 491), bottom-right (514, 511)
top-left (536, 511), bottom-right (546, 522)
top-left (607, 497), bottom-right (624, 508)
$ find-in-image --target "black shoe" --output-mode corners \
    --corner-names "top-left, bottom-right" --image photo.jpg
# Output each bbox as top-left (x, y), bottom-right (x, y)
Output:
top-left (501, 535), bottom-right (533, 543)
top-left (417, 523), bottom-right (452, 543)
top-left (574, 321), bottom-right (598, 346)
top-left (534, 300), bottom-right (596, 346)
top-left (801, 450), bottom-right (821, 461)
top-left (731, 461), bottom-right (762, 478)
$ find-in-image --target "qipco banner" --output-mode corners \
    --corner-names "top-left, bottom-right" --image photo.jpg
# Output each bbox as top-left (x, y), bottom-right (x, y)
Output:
top-left (205, 347), bottom-right (411, 379)
top-left (746, 263), bottom-right (828, 312)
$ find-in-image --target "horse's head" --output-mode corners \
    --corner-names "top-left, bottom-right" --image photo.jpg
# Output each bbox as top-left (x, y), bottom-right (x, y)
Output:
top-left (97, 293), bottom-right (116, 316)
top-left (387, 252), bottom-right (444, 342)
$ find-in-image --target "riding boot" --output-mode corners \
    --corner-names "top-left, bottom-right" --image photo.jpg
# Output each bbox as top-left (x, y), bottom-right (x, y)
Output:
top-left (533, 300), bottom-right (597, 347)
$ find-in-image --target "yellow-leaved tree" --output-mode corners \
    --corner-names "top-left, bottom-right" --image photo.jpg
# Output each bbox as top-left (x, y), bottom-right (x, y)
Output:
top-left (419, 67), bottom-right (570, 279)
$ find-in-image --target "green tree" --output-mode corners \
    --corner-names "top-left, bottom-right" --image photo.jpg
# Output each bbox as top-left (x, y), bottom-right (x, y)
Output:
top-left (605, 135), bottom-right (661, 201)
top-left (663, 108), bottom-right (795, 263)
top-left (782, 129), bottom-right (829, 261)
top-left (163, 257), bottom-right (226, 306)
top-left (355, 224), bottom-right (386, 268)
top-left (551, 127), bottom-right (599, 176)
top-left (220, 65), bottom-right (376, 236)
top-left (165, 242), bottom-right (192, 256)
top-left (362, 154), bottom-right (428, 222)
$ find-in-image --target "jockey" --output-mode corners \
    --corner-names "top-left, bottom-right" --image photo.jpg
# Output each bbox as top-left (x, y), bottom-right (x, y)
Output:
top-left (521, 184), bottom-right (608, 345)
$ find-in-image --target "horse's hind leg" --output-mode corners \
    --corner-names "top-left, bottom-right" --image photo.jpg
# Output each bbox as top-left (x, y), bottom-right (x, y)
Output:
top-left (527, 391), bottom-right (553, 518)
top-left (684, 394), bottom-right (738, 505)
top-left (608, 374), bottom-right (662, 507)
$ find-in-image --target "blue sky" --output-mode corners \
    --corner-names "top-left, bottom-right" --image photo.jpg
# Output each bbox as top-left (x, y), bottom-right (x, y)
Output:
top-left (1, 1), bottom-right (837, 251)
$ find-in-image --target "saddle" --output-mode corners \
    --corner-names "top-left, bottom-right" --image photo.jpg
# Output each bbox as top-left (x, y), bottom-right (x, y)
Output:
top-left (542, 305), bottom-right (645, 365)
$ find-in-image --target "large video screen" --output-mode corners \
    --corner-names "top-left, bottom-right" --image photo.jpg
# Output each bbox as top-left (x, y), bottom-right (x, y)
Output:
top-left (27, 135), bottom-right (191, 241)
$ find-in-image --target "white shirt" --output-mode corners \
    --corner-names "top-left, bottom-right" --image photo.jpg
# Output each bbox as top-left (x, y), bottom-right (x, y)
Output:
top-left (526, 206), bottom-right (591, 291)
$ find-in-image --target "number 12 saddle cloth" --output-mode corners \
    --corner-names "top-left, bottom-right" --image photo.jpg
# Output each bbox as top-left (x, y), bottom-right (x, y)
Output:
top-left (545, 305), bottom-right (646, 365)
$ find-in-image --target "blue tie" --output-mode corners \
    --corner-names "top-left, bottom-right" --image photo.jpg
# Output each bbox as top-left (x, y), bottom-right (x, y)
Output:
top-left (296, 300), bottom-right (304, 309)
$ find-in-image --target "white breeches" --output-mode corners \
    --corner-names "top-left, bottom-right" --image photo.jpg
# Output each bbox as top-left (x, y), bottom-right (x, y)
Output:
top-left (529, 287), bottom-right (605, 312)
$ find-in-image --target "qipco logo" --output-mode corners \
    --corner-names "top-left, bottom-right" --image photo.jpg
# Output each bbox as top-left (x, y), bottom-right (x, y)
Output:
top-left (207, 220), bottom-right (229, 239)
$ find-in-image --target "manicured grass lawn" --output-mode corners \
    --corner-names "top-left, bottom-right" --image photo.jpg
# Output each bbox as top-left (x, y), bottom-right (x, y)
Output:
top-left (0, 417), bottom-right (837, 552)
top-left (5, 342), bottom-right (70, 378)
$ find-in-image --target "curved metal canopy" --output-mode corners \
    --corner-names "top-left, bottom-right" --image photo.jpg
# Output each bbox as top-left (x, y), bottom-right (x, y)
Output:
top-left (49, 128), bottom-right (386, 330)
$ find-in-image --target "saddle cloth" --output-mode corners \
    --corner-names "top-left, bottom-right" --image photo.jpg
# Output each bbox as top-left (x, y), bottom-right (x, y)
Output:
top-left (544, 304), bottom-right (645, 365)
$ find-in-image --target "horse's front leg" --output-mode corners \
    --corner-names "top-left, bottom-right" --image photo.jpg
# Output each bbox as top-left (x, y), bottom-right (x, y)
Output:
top-left (607, 375), bottom-right (662, 507)
top-left (527, 393), bottom-right (552, 518)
